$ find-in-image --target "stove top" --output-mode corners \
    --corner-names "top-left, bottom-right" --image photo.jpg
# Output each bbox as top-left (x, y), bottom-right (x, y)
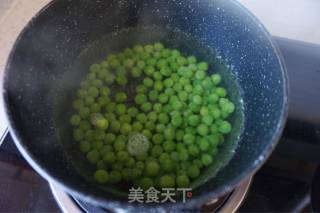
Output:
top-left (0, 36), bottom-right (319, 212)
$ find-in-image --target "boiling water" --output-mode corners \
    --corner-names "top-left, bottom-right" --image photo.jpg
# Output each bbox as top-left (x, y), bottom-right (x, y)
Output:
top-left (56, 26), bottom-right (244, 196)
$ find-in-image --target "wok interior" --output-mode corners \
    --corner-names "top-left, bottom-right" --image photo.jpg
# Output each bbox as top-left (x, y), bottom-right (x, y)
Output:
top-left (4, 0), bottom-right (286, 208)
top-left (55, 26), bottom-right (244, 196)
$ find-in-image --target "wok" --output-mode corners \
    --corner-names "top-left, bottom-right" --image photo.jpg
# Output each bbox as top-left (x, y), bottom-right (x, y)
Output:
top-left (1, 0), bottom-right (288, 210)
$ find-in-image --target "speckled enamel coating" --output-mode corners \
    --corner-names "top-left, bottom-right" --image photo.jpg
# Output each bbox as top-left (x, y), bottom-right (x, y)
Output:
top-left (2, 0), bottom-right (288, 211)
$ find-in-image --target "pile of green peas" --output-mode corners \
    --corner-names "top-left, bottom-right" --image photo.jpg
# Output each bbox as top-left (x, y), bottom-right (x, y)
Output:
top-left (70, 42), bottom-right (235, 190)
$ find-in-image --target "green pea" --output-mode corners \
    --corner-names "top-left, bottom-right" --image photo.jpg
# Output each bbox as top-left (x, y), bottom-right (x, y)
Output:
top-left (119, 114), bottom-right (132, 123)
top-left (183, 134), bottom-right (195, 145)
top-left (199, 138), bottom-right (210, 151)
top-left (163, 141), bottom-right (176, 152)
top-left (188, 115), bottom-right (200, 126)
top-left (160, 67), bottom-right (171, 77)
top-left (137, 61), bottom-right (146, 69)
top-left (137, 113), bottom-right (147, 123)
top-left (218, 121), bottom-right (232, 134)
top-left (161, 159), bottom-right (174, 172)
top-left (90, 64), bottom-right (100, 73)
top-left (114, 137), bottom-right (126, 151)
top-left (132, 122), bottom-right (143, 131)
top-left (187, 56), bottom-right (197, 64)
top-left (164, 78), bottom-right (174, 88)
top-left (148, 90), bottom-right (159, 101)
top-left (201, 153), bottom-right (213, 166)
top-left (171, 49), bottom-right (181, 58)
top-left (177, 91), bottom-right (188, 102)
top-left (126, 157), bottom-right (135, 168)
top-left (188, 144), bottom-right (199, 156)
top-left (192, 95), bottom-right (202, 105)
top-left (161, 49), bottom-right (171, 58)
top-left (173, 83), bottom-right (183, 92)
top-left (84, 96), bottom-right (94, 106)
top-left (103, 152), bottom-right (116, 163)
top-left (98, 97), bottom-right (110, 106)
top-left (158, 93), bottom-right (169, 104)
top-left (152, 134), bottom-right (164, 144)
top-left (201, 77), bottom-right (213, 90)
top-left (154, 42), bottom-right (164, 51)
top-left (216, 87), bottom-right (227, 97)
top-left (202, 115), bottom-right (214, 125)
top-left (133, 45), bottom-right (144, 53)
top-left (187, 165), bottom-right (200, 178)
top-left (153, 71), bottom-right (163, 80)
top-left (115, 92), bottom-right (127, 103)
top-left (105, 133), bottom-right (116, 144)
top-left (176, 130), bottom-right (184, 141)
top-left (146, 161), bottom-right (160, 177)
top-left (153, 103), bottom-right (162, 113)
top-left (116, 150), bottom-right (129, 162)
top-left (142, 129), bottom-right (152, 139)
top-left (115, 104), bottom-right (126, 115)
top-left (88, 86), bottom-right (99, 97)
top-left (164, 128), bottom-right (175, 140)
top-left (172, 100), bottom-right (183, 110)
top-left (145, 66), bottom-right (155, 76)
top-left (195, 70), bottom-right (206, 80)
top-left (90, 103), bottom-right (101, 113)
top-left (154, 81), bottom-right (164, 91)
top-left (151, 145), bottom-right (163, 157)
top-left (143, 77), bottom-right (153, 88)
top-left (159, 153), bottom-right (170, 163)
top-left (127, 107), bottom-right (138, 117)
top-left (105, 73), bottom-right (115, 85)
top-left (177, 56), bottom-right (187, 66)
top-left (124, 58), bottom-right (135, 68)
top-left (155, 124), bottom-right (165, 133)
top-left (115, 74), bottom-right (127, 85)
top-left (136, 85), bottom-right (147, 94)
top-left (94, 169), bottom-right (109, 184)
top-left (164, 88), bottom-right (175, 96)
top-left (135, 94), bottom-right (147, 105)
top-left (93, 129), bottom-right (106, 141)
top-left (184, 84), bottom-right (193, 92)
top-left (171, 113), bottom-right (182, 127)
top-left (197, 124), bottom-right (209, 136)
top-left (178, 149), bottom-right (189, 161)
top-left (160, 175), bottom-right (175, 188)
top-left (92, 79), bottom-right (103, 88)
top-left (141, 102), bottom-right (152, 112)
top-left (70, 115), bottom-right (81, 126)
top-left (120, 123), bottom-right (132, 135)
top-left (110, 120), bottom-right (121, 133)
top-left (147, 111), bottom-right (158, 122)
top-left (176, 175), bottom-right (190, 188)
top-left (96, 118), bottom-right (109, 130)
top-left (131, 67), bottom-right (142, 78)
top-left (211, 74), bottom-right (222, 85)
top-left (153, 52), bottom-right (162, 60)
top-left (139, 177), bottom-right (154, 190)
top-left (145, 121), bottom-right (155, 131)
top-left (198, 62), bottom-right (209, 71)
top-left (211, 108), bottom-right (221, 119)
top-left (208, 94), bottom-right (219, 103)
